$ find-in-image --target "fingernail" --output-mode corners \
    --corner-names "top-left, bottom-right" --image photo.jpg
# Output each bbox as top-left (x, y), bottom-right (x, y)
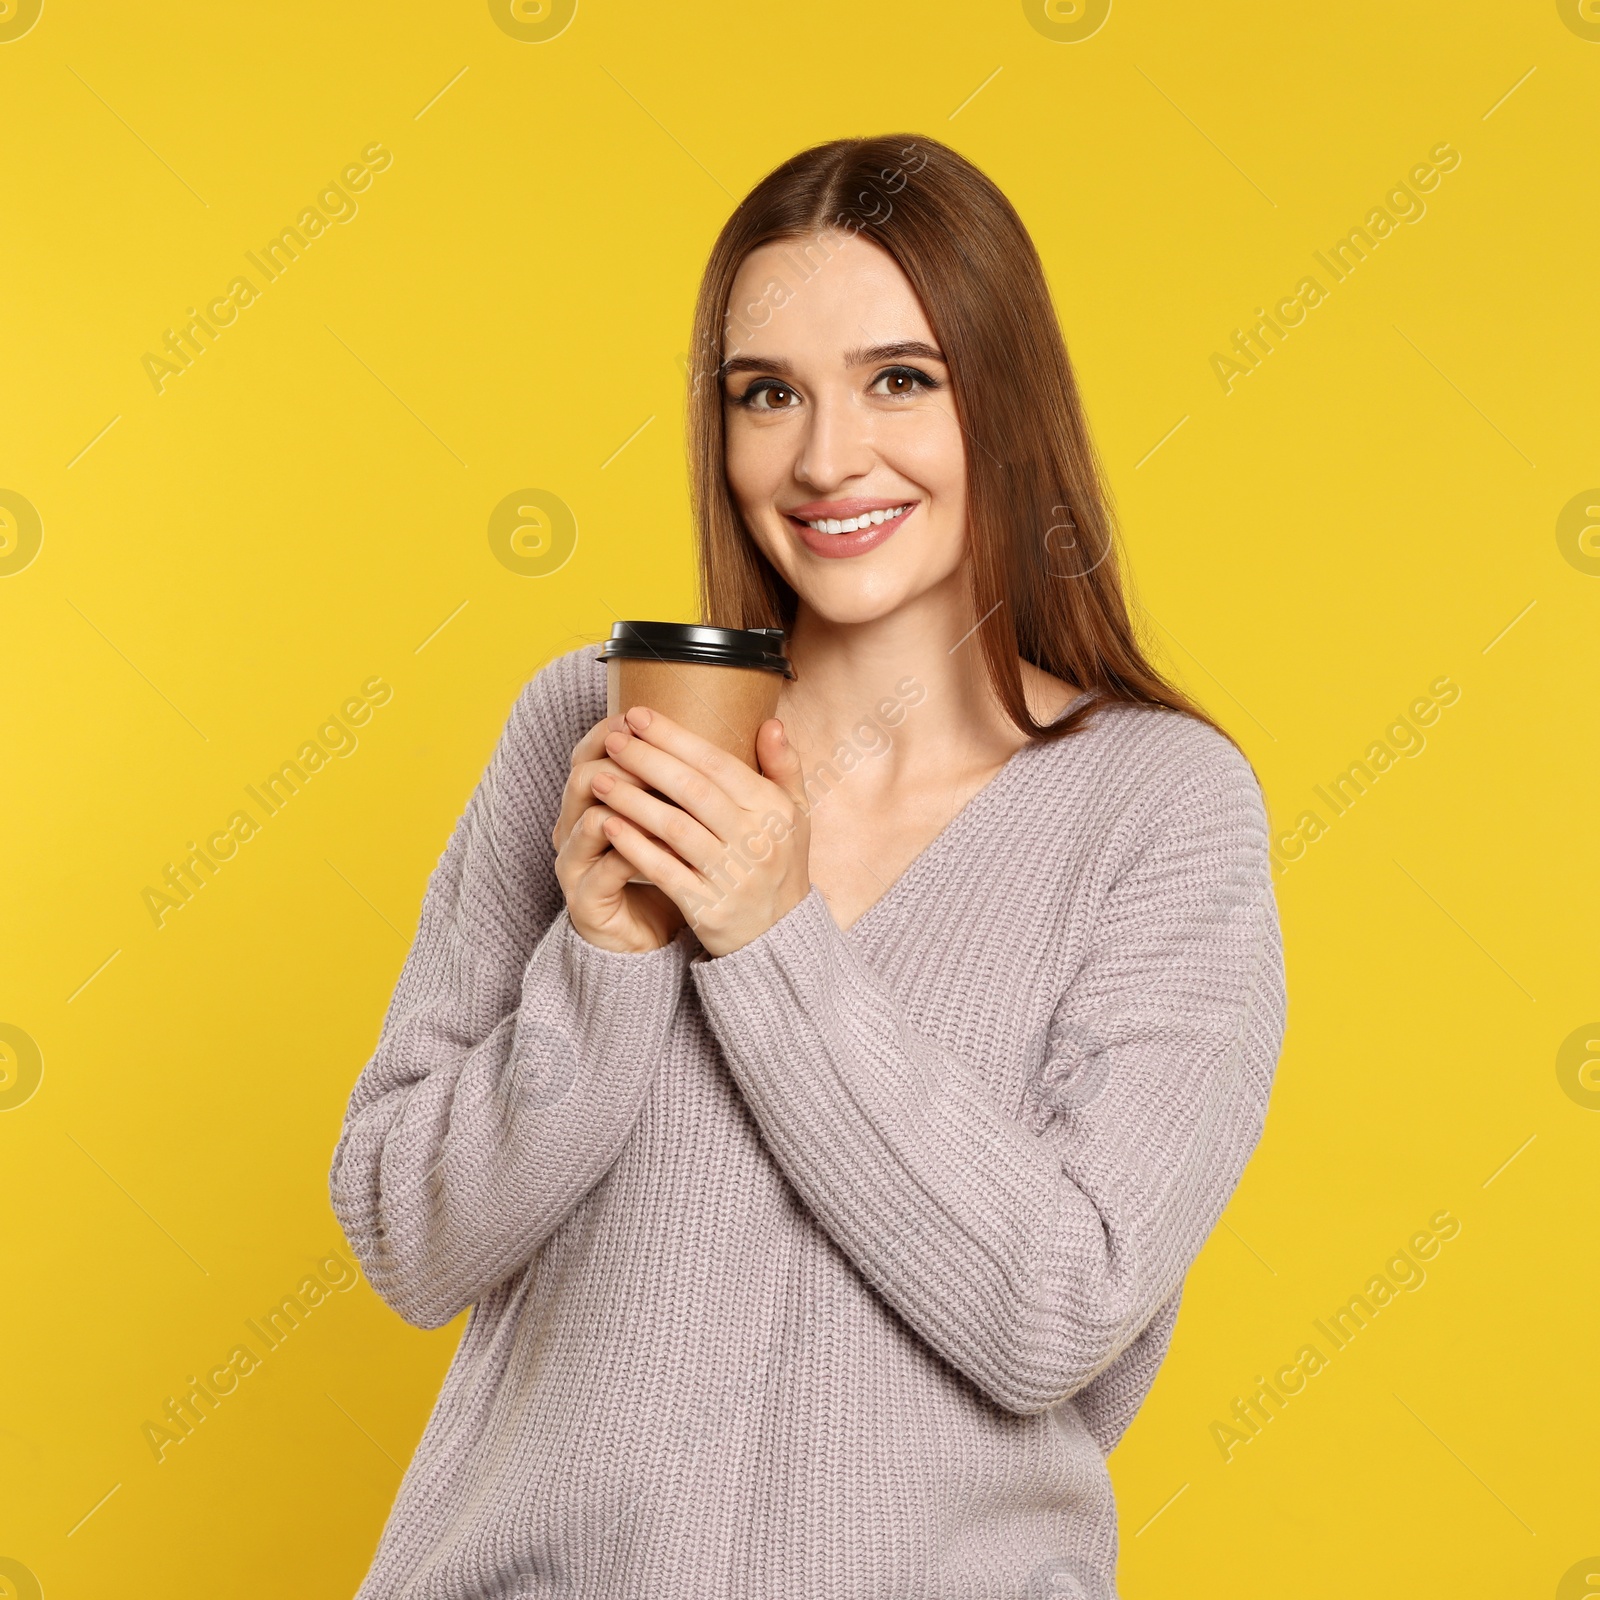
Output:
top-left (593, 774), bottom-right (614, 794)
top-left (605, 731), bottom-right (627, 754)
top-left (626, 705), bottom-right (652, 730)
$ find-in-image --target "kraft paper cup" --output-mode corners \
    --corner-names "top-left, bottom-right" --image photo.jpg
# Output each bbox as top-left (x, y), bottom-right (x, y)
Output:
top-left (595, 622), bottom-right (795, 883)
top-left (607, 657), bottom-right (786, 766)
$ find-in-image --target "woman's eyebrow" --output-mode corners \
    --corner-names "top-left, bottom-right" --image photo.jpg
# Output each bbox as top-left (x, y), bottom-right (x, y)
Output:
top-left (718, 341), bottom-right (946, 383)
top-left (719, 355), bottom-right (793, 379)
top-left (841, 340), bottom-right (946, 367)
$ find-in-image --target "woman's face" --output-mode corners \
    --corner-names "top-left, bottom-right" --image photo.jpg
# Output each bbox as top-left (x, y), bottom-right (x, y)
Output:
top-left (720, 233), bottom-right (967, 626)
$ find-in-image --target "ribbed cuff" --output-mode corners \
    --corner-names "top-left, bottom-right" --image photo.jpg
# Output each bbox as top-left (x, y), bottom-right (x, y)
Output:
top-left (517, 908), bottom-right (696, 1124)
top-left (554, 905), bottom-right (698, 984)
top-left (686, 883), bottom-right (834, 972)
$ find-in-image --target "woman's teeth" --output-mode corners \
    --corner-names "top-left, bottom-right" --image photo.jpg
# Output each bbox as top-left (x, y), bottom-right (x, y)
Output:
top-left (799, 504), bottom-right (912, 535)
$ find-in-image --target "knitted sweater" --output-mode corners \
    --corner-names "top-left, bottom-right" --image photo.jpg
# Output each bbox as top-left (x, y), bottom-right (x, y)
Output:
top-left (328, 644), bottom-right (1287, 1600)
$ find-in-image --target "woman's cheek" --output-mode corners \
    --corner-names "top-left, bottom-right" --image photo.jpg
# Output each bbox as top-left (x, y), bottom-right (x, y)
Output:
top-left (725, 441), bottom-right (795, 569)
top-left (879, 405), bottom-right (962, 488)
top-left (886, 435), bottom-right (965, 556)
top-left (745, 517), bottom-right (792, 579)
top-left (724, 426), bottom-right (784, 519)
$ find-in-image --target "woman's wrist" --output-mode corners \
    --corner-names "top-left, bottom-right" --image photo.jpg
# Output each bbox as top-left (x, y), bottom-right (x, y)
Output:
top-left (690, 881), bottom-right (826, 963)
top-left (566, 910), bottom-right (677, 957)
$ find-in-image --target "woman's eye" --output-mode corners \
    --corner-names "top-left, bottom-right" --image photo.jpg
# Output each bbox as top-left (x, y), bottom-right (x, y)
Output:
top-left (739, 382), bottom-right (799, 410)
top-left (871, 366), bottom-right (936, 398)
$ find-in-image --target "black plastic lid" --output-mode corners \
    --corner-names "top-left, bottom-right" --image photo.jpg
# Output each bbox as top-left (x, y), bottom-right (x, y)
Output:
top-left (595, 620), bottom-right (795, 678)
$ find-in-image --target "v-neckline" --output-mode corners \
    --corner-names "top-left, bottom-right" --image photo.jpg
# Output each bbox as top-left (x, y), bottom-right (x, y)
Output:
top-left (833, 691), bottom-right (1092, 941)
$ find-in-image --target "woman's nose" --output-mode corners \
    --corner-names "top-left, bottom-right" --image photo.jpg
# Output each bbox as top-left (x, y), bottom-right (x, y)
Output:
top-left (793, 390), bottom-right (875, 490)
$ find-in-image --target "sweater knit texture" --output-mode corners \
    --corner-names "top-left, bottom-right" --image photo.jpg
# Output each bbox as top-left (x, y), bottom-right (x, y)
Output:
top-left (329, 644), bottom-right (1287, 1600)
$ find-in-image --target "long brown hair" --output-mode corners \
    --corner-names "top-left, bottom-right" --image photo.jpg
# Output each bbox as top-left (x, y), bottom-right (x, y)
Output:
top-left (687, 133), bottom-right (1236, 750)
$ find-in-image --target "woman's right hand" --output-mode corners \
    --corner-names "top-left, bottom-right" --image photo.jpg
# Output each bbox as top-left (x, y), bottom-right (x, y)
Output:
top-left (553, 714), bottom-right (686, 953)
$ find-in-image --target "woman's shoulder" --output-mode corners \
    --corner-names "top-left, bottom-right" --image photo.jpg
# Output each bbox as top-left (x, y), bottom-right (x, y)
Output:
top-left (1021, 664), bottom-right (1253, 790)
top-left (1034, 695), bottom-right (1266, 835)
top-left (490, 641), bottom-right (609, 776)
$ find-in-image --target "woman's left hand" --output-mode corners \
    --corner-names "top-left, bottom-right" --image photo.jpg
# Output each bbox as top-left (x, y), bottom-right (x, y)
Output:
top-left (591, 705), bottom-right (811, 957)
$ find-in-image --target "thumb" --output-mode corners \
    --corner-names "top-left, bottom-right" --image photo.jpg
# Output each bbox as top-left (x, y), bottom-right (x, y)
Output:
top-left (755, 718), bottom-right (806, 804)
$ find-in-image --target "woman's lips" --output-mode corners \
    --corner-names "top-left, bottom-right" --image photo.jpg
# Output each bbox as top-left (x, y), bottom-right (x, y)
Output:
top-left (785, 501), bottom-right (917, 560)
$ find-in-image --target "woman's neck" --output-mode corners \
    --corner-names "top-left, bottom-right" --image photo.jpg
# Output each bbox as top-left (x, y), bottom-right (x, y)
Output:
top-left (776, 574), bottom-right (1073, 791)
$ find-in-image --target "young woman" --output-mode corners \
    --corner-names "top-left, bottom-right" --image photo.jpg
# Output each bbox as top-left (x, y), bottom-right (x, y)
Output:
top-left (331, 135), bottom-right (1286, 1600)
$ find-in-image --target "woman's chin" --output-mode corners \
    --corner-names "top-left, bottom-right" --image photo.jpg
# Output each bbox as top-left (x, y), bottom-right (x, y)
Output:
top-left (788, 575), bottom-right (932, 629)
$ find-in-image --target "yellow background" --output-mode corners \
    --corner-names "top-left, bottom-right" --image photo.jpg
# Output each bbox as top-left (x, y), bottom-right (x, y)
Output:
top-left (2, 0), bottom-right (1596, 1595)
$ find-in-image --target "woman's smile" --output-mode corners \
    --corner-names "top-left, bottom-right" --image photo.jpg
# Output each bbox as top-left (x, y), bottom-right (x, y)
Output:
top-left (783, 497), bottom-right (919, 560)
top-left (718, 231), bottom-right (966, 621)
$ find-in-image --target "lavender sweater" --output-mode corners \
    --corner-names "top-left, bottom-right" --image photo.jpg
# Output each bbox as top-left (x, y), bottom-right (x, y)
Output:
top-left (329, 645), bottom-right (1286, 1600)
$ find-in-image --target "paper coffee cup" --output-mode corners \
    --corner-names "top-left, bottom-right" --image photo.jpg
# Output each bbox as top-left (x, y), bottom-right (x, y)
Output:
top-left (598, 620), bottom-right (794, 762)
top-left (595, 621), bottom-right (795, 881)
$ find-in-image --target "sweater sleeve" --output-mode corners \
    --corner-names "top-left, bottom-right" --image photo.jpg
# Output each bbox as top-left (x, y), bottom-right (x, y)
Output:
top-left (328, 653), bottom-right (693, 1331)
top-left (688, 733), bottom-right (1286, 1416)
top-left (1068, 1285), bottom-right (1183, 1454)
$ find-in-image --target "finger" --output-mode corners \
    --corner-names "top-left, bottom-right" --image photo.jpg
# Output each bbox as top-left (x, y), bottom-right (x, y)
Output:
top-left (593, 773), bottom-right (722, 875)
top-left (603, 725), bottom-right (745, 841)
top-left (754, 718), bottom-right (807, 807)
top-left (568, 756), bottom-right (642, 821)
top-left (575, 755), bottom-right (641, 794)
top-left (621, 705), bottom-right (770, 809)
top-left (580, 835), bottom-right (642, 899)
top-left (557, 803), bottom-right (619, 875)
top-left (552, 752), bottom-right (639, 850)
top-left (555, 714), bottom-right (626, 847)
top-left (570, 713), bottom-right (631, 770)
top-left (601, 813), bottom-right (708, 907)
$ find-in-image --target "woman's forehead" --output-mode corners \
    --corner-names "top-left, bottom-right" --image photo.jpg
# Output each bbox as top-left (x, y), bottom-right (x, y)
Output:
top-left (724, 234), bottom-right (934, 360)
